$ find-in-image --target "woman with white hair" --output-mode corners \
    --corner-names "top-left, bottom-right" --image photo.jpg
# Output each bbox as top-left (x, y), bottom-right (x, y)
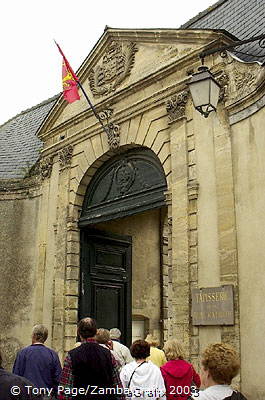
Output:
top-left (109, 328), bottom-right (133, 366)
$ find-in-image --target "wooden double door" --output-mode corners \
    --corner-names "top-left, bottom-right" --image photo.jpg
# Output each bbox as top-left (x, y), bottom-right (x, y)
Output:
top-left (79, 229), bottom-right (132, 346)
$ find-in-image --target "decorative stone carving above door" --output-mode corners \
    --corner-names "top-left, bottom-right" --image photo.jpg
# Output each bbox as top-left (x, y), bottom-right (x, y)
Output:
top-left (89, 41), bottom-right (138, 97)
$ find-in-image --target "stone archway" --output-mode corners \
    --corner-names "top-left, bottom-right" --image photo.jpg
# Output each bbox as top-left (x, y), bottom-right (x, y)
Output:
top-left (60, 142), bottom-right (172, 353)
top-left (79, 147), bottom-right (168, 346)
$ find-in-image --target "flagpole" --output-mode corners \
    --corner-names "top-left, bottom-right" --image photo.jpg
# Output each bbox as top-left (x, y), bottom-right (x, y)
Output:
top-left (54, 40), bottom-right (109, 136)
top-left (76, 81), bottom-right (109, 136)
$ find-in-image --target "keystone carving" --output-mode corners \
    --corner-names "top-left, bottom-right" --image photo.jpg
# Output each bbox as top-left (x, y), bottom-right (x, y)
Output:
top-left (106, 123), bottom-right (120, 150)
top-left (58, 144), bottom-right (74, 167)
top-left (98, 108), bottom-right (120, 150)
top-left (89, 41), bottom-right (138, 97)
top-left (40, 156), bottom-right (53, 180)
top-left (166, 91), bottom-right (189, 123)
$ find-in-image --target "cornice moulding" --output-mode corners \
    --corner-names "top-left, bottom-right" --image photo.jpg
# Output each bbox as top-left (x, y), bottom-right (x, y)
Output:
top-left (77, 29), bottom-right (233, 79)
top-left (40, 82), bottom-right (190, 159)
top-left (38, 31), bottom-right (234, 137)
top-left (38, 47), bottom-right (205, 139)
top-left (0, 178), bottom-right (42, 196)
top-left (40, 78), bottom-right (192, 158)
top-left (229, 93), bottom-right (265, 125)
top-left (226, 76), bottom-right (265, 117)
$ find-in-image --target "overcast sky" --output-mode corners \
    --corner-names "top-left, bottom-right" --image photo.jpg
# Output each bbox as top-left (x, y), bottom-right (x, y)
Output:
top-left (1, 0), bottom-right (215, 125)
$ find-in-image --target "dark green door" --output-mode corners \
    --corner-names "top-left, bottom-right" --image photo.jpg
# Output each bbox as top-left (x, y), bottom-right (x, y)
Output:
top-left (79, 229), bottom-right (132, 346)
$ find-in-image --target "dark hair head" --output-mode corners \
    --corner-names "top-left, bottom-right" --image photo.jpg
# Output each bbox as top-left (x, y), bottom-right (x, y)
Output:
top-left (78, 317), bottom-right (97, 339)
top-left (130, 340), bottom-right (150, 360)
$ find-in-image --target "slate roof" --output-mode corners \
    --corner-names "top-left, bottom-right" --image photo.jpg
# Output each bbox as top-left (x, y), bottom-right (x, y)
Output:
top-left (181, 0), bottom-right (265, 63)
top-left (0, 95), bottom-right (59, 179)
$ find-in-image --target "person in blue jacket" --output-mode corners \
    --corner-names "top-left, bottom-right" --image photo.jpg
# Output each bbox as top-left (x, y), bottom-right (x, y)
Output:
top-left (0, 348), bottom-right (43, 399)
top-left (13, 324), bottom-right (62, 399)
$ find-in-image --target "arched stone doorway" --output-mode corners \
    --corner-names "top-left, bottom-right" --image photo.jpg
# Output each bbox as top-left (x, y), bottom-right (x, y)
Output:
top-left (79, 147), bottom-right (167, 346)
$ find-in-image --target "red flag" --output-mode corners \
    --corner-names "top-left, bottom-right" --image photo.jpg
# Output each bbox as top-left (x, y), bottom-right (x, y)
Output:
top-left (55, 41), bottom-right (80, 103)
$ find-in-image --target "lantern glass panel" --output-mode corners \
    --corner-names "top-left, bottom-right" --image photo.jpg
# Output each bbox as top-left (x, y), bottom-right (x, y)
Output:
top-left (189, 79), bottom-right (211, 108)
top-left (210, 78), bottom-right (220, 110)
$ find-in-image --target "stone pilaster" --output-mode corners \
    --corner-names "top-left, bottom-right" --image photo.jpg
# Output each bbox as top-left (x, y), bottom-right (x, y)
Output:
top-left (169, 115), bottom-right (190, 353)
top-left (52, 165), bottom-right (73, 359)
top-left (187, 121), bottom-right (200, 370)
top-left (64, 213), bottom-right (80, 352)
top-left (162, 195), bottom-right (173, 342)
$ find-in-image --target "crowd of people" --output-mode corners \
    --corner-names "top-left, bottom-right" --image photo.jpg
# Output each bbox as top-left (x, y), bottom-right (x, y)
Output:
top-left (0, 318), bottom-right (246, 400)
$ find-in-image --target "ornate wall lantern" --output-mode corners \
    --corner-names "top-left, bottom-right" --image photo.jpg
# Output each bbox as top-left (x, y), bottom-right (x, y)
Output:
top-left (188, 66), bottom-right (221, 118)
top-left (189, 33), bottom-right (265, 117)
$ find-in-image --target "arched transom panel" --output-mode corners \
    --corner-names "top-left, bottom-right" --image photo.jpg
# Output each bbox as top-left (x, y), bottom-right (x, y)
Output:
top-left (79, 147), bottom-right (167, 226)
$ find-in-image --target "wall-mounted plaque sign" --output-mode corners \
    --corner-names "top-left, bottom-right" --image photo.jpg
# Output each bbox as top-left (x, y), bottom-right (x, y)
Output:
top-left (191, 285), bottom-right (234, 325)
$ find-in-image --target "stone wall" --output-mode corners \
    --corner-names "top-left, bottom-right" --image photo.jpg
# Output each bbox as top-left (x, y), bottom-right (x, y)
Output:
top-left (231, 108), bottom-right (265, 400)
top-left (0, 184), bottom-right (40, 370)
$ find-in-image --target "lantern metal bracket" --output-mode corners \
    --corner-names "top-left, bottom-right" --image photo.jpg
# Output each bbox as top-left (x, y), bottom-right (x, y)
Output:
top-left (199, 33), bottom-right (265, 65)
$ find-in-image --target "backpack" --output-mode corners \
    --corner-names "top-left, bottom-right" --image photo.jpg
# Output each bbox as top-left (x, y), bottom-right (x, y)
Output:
top-left (224, 391), bottom-right (248, 400)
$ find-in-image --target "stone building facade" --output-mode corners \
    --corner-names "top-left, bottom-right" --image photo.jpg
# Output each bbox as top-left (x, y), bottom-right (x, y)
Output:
top-left (1, 2), bottom-right (265, 399)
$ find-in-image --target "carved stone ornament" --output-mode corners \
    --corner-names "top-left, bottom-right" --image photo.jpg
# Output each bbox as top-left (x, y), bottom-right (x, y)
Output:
top-left (58, 144), bottom-right (74, 167)
top-left (106, 123), bottom-right (120, 150)
top-left (89, 41), bottom-right (138, 97)
top-left (98, 108), bottom-right (113, 122)
top-left (115, 159), bottom-right (136, 195)
top-left (216, 72), bottom-right (229, 102)
top-left (234, 69), bottom-right (256, 91)
top-left (165, 190), bottom-right (172, 205)
top-left (40, 156), bottom-right (53, 180)
top-left (166, 91), bottom-right (189, 123)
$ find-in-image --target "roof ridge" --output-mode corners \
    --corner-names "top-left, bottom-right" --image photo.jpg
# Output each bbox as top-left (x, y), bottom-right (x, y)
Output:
top-left (0, 93), bottom-right (60, 129)
top-left (180, 0), bottom-right (229, 29)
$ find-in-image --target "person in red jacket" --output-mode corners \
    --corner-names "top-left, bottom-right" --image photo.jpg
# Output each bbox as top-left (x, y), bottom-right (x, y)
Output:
top-left (160, 339), bottom-right (200, 400)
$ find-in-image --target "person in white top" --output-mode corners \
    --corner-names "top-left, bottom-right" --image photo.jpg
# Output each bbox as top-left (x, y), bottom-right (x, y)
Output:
top-left (110, 328), bottom-right (133, 366)
top-left (120, 339), bottom-right (166, 400)
top-left (193, 343), bottom-right (246, 400)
